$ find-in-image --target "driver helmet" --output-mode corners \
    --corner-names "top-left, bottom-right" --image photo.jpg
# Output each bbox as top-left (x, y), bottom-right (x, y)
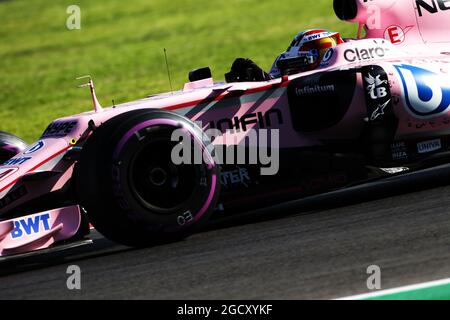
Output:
top-left (270, 29), bottom-right (344, 77)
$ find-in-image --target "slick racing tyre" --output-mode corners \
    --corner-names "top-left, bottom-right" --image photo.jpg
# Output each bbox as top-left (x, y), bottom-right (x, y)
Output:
top-left (0, 131), bottom-right (27, 164)
top-left (75, 109), bottom-right (220, 247)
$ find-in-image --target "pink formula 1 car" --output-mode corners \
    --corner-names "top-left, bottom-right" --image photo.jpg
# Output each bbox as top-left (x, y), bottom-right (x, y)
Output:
top-left (1, 0), bottom-right (450, 257)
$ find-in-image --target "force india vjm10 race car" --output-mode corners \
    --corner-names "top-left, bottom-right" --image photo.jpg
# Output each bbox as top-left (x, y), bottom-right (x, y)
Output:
top-left (1, 0), bottom-right (450, 256)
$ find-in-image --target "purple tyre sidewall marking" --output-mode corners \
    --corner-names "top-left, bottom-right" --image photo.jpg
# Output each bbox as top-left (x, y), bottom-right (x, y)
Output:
top-left (113, 119), bottom-right (179, 158)
top-left (112, 118), bottom-right (217, 227)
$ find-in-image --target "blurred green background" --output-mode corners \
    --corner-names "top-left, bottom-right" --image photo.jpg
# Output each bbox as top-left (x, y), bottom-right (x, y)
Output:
top-left (0, 0), bottom-right (355, 142)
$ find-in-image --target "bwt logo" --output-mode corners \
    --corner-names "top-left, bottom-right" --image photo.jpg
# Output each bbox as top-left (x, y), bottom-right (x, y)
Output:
top-left (3, 157), bottom-right (31, 166)
top-left (11, 213), bottom-right (51, 238)
top-left (395, 64), bottom-right (450, 118)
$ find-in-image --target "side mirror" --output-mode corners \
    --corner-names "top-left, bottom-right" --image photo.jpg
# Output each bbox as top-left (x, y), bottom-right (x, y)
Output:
top-left (0, 131), bottom-right (27, 164)
top-left (189, 67), bottom-right (212, 82)
top-left (333, 0), bottom-right (358, 21)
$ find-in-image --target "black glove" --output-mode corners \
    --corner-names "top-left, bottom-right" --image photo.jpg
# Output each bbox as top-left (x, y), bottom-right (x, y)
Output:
top-left (225, 58), bottom-right (272, 83)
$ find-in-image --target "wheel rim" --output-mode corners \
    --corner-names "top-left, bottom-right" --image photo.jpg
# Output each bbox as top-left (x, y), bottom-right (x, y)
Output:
top-left (129, 135), bottom-right (200, 212)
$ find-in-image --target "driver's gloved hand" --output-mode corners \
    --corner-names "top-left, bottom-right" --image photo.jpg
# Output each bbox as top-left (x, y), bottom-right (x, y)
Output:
top-left (225, 58), bottom-right (272, 83)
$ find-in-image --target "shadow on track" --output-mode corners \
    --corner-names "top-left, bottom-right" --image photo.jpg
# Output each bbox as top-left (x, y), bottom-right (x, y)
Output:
top-left (207, 163), bottom-right (450, 231)
top-left (2, 163), bottom-right (450, 277)
top-left (0, 237), bottom-right (128, 276)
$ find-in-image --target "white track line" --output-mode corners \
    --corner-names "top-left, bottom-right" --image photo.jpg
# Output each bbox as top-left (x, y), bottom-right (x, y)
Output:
top-left (336, 278), bottom-right (450, 300)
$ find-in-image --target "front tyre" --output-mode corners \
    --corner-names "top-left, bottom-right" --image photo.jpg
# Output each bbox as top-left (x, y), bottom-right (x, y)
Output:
top-left (75, 109), bottom-right (220, 246)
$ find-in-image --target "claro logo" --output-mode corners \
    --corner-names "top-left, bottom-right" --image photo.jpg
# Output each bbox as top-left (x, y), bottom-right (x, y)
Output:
top-left (344, 47), bottom-right (386, 63)
top-left (416, 0), bottom-right (450, 17)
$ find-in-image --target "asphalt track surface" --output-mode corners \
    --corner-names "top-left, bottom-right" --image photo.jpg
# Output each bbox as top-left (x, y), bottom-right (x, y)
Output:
top-left (2, 165), bottom-right (450, 299)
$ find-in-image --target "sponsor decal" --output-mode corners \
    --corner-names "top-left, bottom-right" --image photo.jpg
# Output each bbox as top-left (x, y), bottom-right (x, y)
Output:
top-left (321, 48), bottom-right (334, 65)
top-left (0, 185), bottom-right (27, 209)
top-left (298, 172), bottom-right (347, 193)
top-left (391, 141), bottom-right (408, 160)
top-left (3, 156), bottom-right (31, 166)
top-left (408, 117), bottom-right (450, 129)
top-left (362, 66), bottom-right (393, 123)
top-left (417, 138), bottom-right (442, 154)
top-left (394, 64), bottom-right (450, 118)
top-left (41, 120), bottom-right (77, 138)
top-left (0, 167), bottom-right (18, 182)
top-left (344, 47), bottom-right (386, 62)
top-left (23, 140), bottom-right (44, 154)
top-left (416, 0), bottom-right (450, 17)
top-left (220, 167), bottom-right (251, 188)
top-left (302, 31), bottom-right (335, 43)
top-left (209, 109), bottom-right (283, 133)
top-left (371, 100), bottom-right (391, 121)
top-left (384, 26), bottom-right (405, 45)
top-left (10, 213), bottom-right (51, 239)
top-left (365, 73), bottom-right (388, 100)
top-left (295, 84), bottom-right (335, 95)
top-left (287, 69), bottom-right (357, 132)
top-left (384, 26), bottom-right (414, 45)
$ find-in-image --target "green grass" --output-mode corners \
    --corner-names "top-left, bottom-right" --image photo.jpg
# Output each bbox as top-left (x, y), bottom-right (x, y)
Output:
top-left (0, 0), bottom-right (355, 142)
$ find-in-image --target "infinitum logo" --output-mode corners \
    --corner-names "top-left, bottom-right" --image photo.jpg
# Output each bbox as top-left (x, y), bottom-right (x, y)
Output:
top-left (295, 84), bottom-right (335, 96)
